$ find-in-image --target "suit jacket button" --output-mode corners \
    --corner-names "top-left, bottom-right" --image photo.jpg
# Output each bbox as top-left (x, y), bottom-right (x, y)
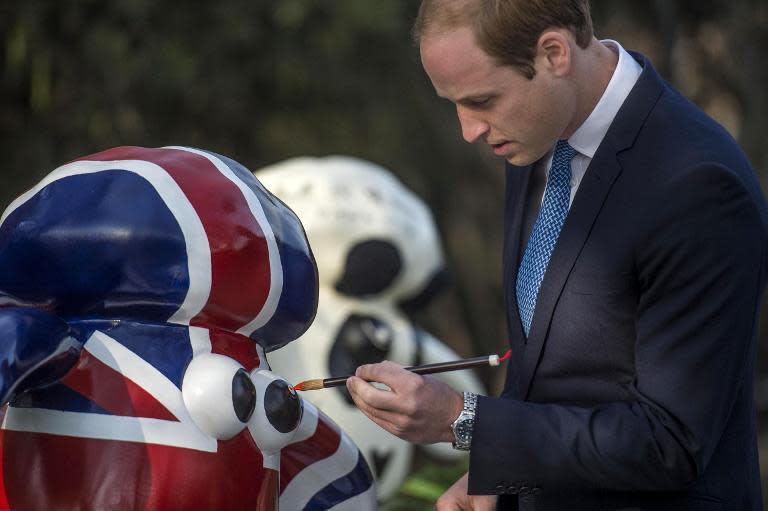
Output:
top-left (495, 484), bottom-right (507, 495)
top-left (505, 484), bottom-right (519, 494)
top-left (519, 485), bottom-right (530, 495)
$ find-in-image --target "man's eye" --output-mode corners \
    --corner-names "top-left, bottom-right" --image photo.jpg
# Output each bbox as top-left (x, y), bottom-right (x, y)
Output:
top-left (469, 98), bottom-right (490, 108)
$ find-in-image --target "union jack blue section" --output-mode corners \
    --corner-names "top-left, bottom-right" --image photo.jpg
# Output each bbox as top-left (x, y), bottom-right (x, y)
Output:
top-left (304, 452), bottom-right (375, 511)
top-left (74, 321), bottom-right (194, 389)
top-left (0, 171), bottom-right (190, 321)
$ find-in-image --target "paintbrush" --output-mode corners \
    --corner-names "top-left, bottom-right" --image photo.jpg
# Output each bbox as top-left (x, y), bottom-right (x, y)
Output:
top-left (293, 349), bottom-right (512, 391)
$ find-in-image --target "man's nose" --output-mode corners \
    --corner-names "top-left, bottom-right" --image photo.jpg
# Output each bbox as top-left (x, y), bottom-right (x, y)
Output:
top-left (457, 106), bottom-right (489, 143)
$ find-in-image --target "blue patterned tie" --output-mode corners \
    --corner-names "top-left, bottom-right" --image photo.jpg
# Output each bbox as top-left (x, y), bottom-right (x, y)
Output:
top-left (516, 140), bottom-right (576, 336)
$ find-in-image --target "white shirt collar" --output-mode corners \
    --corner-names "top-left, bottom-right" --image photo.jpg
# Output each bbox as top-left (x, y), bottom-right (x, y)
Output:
top-left (568, 40), bottom-right (642, 158)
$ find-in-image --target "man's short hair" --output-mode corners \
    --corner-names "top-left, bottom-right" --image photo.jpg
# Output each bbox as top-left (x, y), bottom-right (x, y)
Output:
top-left (413, 0), bottom-right (594, 79)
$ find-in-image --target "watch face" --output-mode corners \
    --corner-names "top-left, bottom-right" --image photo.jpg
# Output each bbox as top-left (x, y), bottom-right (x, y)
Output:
top-left (456, 419), bottom-right (474, 442)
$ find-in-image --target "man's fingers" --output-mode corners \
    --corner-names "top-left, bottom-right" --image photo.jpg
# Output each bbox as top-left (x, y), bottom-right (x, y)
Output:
top-left (354, 360), bottom-right (416, 388)
top-left (346, 375), bottom-right (400, 412)
top-left (435, 472), bottom-right (470, 511)
top-left (347, 382), bottom-right (403, 423)
top-left (348, 389), bottom-right (402, 434)
top-left (359, 405), bottom-right (401, 434)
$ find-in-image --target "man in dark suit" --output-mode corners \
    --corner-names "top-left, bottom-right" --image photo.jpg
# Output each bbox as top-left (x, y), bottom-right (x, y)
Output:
top-left (346, 1), bottom-right (768, 509)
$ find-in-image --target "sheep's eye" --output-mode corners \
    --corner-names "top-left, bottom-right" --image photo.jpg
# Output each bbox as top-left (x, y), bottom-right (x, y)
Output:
top-left (247, 369), bottom-right (304, 456)
top-left (264, 379), bottom-right (302, 433)
top-left (182, 353), bottom-right (255, 440)
top-left (233, 368), bottom-right (257, 423)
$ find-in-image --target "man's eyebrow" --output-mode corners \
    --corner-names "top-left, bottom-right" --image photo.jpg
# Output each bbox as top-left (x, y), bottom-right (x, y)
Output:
top-left (454, 93), bottom-right (495, 105)
top-left (434, 87), bottom-right (495, 104)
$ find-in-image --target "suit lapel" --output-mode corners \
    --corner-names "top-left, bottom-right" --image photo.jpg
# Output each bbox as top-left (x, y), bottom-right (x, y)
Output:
top-left (515, 52), bottom-right (666, 400)
top-left (501, 162), bottom-right (532, 398)
top-left (518, 147), bottom-right (623, 399)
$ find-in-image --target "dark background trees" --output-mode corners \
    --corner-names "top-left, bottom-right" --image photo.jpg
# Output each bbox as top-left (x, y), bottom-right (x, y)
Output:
top-left (1, 0), bottom-right (766, 504)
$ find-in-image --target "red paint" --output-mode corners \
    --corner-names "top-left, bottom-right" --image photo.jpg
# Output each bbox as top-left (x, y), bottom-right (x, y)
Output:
top-left (0, 420), bottom-right (9, 511)
top-left (209, 328), bottom-right (261, 371)
top-left (2, 429), bottom-right (276, 511)
top-left (61, 349), bottom-right (176, 421)
top-left (3, 431), bottom-right (153, 511)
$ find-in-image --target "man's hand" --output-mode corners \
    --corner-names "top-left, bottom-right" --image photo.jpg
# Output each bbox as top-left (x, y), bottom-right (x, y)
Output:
top-left (436, 472), bottom-right (497, 511)
top-left (346, 360), bottom-right (463, 444)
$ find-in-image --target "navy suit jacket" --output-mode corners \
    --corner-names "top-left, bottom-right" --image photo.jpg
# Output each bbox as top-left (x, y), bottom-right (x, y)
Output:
top-left (467, 53), bottom-right (768, 511)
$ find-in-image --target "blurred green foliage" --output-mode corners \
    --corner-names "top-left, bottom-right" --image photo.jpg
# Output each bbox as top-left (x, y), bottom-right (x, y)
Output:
top-left (1, 0), bottom-right (767, 506)
top-left (385, 458), bottom-right (469, 511)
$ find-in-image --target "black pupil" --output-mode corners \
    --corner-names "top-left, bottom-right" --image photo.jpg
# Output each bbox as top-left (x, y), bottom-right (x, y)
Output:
top-left (264, 380), bottom-right (303, 433)
top-left (232, 369), bottom-right (257, 423)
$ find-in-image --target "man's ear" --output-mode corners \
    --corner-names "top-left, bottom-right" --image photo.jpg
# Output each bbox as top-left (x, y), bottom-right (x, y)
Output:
top-left (535, 29), bottom-right (572, 77)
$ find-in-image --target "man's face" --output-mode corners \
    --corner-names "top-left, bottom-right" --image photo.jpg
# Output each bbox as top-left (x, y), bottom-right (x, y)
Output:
top-left (420, 26), bottom-right (572, 166)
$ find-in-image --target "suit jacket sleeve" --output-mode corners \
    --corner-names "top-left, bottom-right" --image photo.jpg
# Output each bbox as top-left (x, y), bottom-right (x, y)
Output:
top-left (468, 162), bottom-right (768, 493)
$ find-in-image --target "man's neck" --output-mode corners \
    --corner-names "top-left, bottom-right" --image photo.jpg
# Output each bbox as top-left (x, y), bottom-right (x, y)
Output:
top-left (562, 38), bottom-right (619, 139)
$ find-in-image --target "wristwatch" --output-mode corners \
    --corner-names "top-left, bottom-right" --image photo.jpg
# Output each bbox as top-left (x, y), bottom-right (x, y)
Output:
top-left (451, 391), bottom-right (477, 451)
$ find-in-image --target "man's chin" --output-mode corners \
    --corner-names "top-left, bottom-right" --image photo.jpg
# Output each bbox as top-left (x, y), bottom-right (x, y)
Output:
top-left (505, 153), bottom-right (535, 167)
